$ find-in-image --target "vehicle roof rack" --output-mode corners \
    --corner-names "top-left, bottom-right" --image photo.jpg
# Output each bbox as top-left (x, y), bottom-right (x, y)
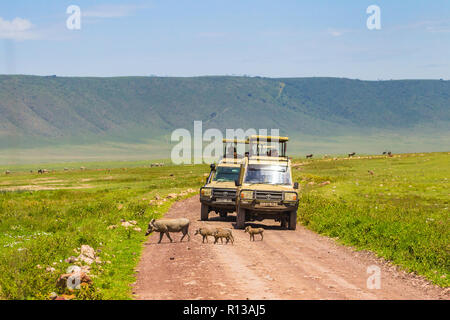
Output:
top-left (248, 135), bottom-right (289, 158)
top-left (248, 155), bottom-right (289, 163)
top-left (222, 138), bottom-right (249, 144)
top-left (249, 135), bottom-right (289, 142)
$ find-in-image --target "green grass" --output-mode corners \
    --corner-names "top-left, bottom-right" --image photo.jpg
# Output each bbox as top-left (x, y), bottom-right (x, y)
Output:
top-left (0, 151), bottom-right (448, 300)
top-left (0, 164), bottom-right (208, 299)
top-left (293, 152), bottom-right (449, 287)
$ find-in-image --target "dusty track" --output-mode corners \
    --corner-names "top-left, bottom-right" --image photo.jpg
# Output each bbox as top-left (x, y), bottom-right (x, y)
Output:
top-left (134, 195), bottom-right (448, 300)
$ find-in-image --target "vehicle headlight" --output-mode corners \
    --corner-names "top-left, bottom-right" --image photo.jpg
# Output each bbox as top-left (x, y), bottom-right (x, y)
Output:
top-left (201, 188), bottom-right (212, 197)
top-left (240, 190), bottom-right (254, 200)
top-left (284, 192), bottom-right (298, 201)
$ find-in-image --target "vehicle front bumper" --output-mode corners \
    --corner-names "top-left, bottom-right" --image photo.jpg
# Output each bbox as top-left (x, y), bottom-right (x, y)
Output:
top-left (237, 200), bottom-right (299, 212)
top-left (200, 197), bottom-right (237, 209)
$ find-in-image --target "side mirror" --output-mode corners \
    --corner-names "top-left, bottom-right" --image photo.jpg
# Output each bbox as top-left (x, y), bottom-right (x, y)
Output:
top-left (210, 163), bottom-right (216, 171)
top-left (294, 182), bottom-right (299, 189)
top-left (235, 180), bottom-right (241, 187)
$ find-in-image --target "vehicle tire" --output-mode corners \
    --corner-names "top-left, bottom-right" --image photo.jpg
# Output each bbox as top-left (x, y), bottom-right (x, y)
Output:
top-left (236, 206), bottom-right (246, 229)
top-left (288, 209), bottom-right (297, 230)
top-left (201, 204), bottom-right (209, 221)
top-left (280, 215), bottom-right (287, 229)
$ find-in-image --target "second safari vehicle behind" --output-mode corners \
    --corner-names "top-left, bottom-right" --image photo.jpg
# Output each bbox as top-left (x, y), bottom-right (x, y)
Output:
top-left (200, 139), bottom-right (248, 221)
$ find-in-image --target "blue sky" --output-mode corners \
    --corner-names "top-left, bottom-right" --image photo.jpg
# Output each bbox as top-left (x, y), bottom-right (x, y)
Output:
top-left (0, 0), bottom-right (449, 79)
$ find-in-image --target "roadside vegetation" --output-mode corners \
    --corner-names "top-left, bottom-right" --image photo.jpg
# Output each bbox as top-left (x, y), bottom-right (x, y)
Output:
top-left (293, 152), bottom-right (449, 287)
top-left (0, 163), bottom-right (208, 299)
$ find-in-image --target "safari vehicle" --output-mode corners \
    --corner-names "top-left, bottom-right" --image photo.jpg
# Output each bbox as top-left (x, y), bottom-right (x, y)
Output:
top-left (199, 139), bottom-right (248, 221)
top-left (234, 135), bottom-right (299, 230)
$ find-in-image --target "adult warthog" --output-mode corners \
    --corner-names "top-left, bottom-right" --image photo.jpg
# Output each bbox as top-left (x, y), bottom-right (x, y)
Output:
top-left (145, 218), bottom-right (191, 243)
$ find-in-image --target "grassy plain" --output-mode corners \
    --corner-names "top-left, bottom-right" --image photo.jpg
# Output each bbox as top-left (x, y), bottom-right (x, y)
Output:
top-left (0, 152), bottom-right (448, 300)
top-left (293, 152), bottom-right (449, 287)
top-left (0, 163), bottom-right (208, 299)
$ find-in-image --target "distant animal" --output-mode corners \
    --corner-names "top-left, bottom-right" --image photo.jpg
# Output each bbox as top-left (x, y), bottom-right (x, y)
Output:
top-left (382, 152), bottom-right (387, 155)
top-left (5, 170), bottom-right (11, 175)
top-left (244, 226), bottom-right (264, 241)
top-left (64, 168), bottom-right (69, 171)
top-left (213, 228), bottom-right (234, 245)
top-left (150, 163), bottom-right (164, 168)
top-left (145, 218), bottom-right (190, 243)
top-left (368, 170), bottom-right (374, 175)
top-left (194, 227), bottom-right (217, 243)
top-left (387, 151), bottom-right (393, 157)
top-left (306, 154), bottom-right (313, 159)
top-left (348, 152), bottom-right (356, 157)
top-left (80, 167), bottom-right (86, 171)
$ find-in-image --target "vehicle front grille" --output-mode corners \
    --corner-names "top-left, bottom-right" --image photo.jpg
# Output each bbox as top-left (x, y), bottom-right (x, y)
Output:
top-left (255, 191), bottom-right (283, 201)
top-left (213, 188), bottom-right (237, 199)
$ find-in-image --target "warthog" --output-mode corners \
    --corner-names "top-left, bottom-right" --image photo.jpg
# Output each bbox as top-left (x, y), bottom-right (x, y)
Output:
top-left (245, 226), bottom-right (264, 241)
top-left (348, 152), bottom-right (356, 157)
top-left (194, 227), bottom-right (218, 243)
top-left (306, 154), bottom-right (313, 159)
top-left (213, 228), bottom-right (234, 245)
top-left (145, 218), bottom-right (190, 243)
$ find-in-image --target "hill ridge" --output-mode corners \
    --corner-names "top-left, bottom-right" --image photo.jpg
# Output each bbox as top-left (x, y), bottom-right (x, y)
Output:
top-left (0, 75), bottom-right (448, 153)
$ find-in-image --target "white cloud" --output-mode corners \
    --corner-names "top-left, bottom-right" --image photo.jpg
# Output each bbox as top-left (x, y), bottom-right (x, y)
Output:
top-left (394, 19), bottom-right (450, 33)
top-left (83, 4), bottom-right (145, 18)
top-left (328, 30), bottom-right (343, 37)
top-left (0, 17), bottom-right (36, 40)
top-left (425, 25), bottom-right (450, 33)
top-left (326, 28), bottom-right (353, 37)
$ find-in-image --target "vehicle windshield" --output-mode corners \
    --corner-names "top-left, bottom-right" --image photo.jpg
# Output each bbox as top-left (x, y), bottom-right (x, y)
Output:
top-left (213, 166), bottom-right (241, 182)
top-left (244, 164), bottom-right (292, 185)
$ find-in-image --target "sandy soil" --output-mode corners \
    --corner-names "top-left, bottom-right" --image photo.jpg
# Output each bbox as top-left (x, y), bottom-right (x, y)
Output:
top-left (134, 195), bottom-right (449, 300)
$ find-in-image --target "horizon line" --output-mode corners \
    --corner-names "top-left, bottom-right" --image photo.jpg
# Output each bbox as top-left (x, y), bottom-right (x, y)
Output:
top-left (0, 74), bottom-right (448, 81)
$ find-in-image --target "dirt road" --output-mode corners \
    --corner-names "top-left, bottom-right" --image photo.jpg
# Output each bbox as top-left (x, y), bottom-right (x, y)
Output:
top-left (134, 195), bottom-right (448, 300)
